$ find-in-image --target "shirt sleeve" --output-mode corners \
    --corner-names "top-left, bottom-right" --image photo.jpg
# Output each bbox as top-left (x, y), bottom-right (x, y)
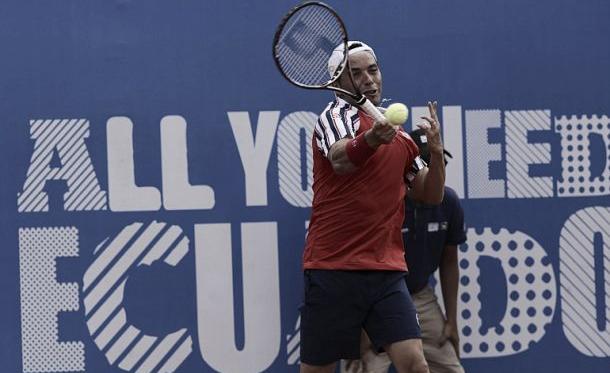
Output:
top-left (314, 100), bottom-right (359, 158)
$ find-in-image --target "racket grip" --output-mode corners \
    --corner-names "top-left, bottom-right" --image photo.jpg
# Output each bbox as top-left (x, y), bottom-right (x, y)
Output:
top-left (359, 98), bottom-right (387, 124)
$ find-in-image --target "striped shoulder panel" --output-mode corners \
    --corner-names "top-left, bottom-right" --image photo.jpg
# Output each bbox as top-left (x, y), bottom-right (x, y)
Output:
top-left (314, 99), bottom-right (358, 157)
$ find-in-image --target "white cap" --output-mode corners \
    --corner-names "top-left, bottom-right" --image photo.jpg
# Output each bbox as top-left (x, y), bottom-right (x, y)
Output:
top-left (327, 41), bottom-right (377, 78)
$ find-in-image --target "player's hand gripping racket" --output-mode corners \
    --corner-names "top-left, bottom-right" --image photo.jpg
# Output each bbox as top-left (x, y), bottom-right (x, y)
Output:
top-left (273, 1), bottom-right (386, 124)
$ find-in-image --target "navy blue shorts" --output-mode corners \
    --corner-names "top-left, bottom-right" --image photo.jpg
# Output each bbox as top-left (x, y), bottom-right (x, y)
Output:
top-left (300, 270), bottom-right (421, 366)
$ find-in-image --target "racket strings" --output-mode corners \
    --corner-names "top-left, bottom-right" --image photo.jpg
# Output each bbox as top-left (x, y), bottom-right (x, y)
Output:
top-left (275, 5), bottom-right (345, 87)
top-left (277, 10), bottom-right (335, 83)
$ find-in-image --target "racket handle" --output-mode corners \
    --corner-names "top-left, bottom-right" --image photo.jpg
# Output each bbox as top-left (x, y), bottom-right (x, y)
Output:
top-left (359, 98), bottom-right (387, 124)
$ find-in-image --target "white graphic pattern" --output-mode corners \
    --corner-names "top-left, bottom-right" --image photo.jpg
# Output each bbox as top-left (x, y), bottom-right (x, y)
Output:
top-left (559, 207), bottom-right (610, 356)
top-left (459, 228), bottom-right (556, 357)
top-left (18, 119), bottom-right (107, 212)
top-left (556, 114), bottom-right (610, 196)
top-left (465, 110), bottom-right (505, 198)
top-left (286, 315), bottom-right (301, 365)
top-left (19, 227), bottom-right (85, 372)
top-left (83, 221), bottom-right (192, 373)
top-left (194, 222), bottom-right (281, 373)
top-left (277, 111), bottom-right (315, 207)
top-left (505, 110), bottom-right (554, 198)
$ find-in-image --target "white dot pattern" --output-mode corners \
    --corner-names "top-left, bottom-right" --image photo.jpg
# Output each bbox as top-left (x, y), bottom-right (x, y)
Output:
top-left (464, 109), bottom-right (505, 198)
top-left (19, 227), bottom-right (85, 372)
top-left (458, 228), bottom-right (556, 357)
top-left (556, 114), bottom-right (610, 196)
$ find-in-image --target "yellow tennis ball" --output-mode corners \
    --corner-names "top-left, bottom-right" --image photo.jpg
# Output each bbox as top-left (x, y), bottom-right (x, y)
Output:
top-left (384, 103), bottom-right (409, 125)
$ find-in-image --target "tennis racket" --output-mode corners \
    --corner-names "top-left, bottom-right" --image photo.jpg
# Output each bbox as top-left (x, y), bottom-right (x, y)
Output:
top-left (272, 1), bottom-right (386, 124)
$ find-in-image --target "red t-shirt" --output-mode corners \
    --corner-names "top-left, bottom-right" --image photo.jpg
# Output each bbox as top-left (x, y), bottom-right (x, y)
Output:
top-left (304, 100), bottom-right (420, 271)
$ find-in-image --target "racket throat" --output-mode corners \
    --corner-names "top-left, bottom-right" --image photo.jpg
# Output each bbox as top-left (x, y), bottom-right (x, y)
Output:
top-left (354, 94), bottom-right (367, 106)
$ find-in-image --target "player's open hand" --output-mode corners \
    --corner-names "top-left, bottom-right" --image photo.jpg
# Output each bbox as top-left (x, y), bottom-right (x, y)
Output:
top-left (417, 101), bottom-right (444, 156)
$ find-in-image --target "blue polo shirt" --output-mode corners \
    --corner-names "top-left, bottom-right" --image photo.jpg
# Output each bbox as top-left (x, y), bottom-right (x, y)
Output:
top-left (402, 186), bottom-right (467, 294)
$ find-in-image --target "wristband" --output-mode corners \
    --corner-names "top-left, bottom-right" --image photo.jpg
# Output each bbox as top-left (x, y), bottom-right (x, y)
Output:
top-left (345, 132), bottom-right (376, 167)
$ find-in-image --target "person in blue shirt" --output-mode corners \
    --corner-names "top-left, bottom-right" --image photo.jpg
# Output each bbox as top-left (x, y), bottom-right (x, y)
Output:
top-left (342, 128), bottom-right (467, 373)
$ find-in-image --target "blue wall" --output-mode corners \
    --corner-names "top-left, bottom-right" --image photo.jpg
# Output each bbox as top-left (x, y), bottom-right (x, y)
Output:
top-left (1, 1), bottom-right (609, 372)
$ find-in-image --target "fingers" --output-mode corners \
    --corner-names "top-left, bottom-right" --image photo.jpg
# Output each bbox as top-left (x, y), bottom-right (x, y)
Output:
top-left (428, 100), bottom-right (438, 119)
top-left (417, 120), bottom-right (432, 131)
top-left (447, 333), bottom-right (461, 358)
top-left (420, 116), bottom-right (435, 125)
top-left (345, 360), bottom-right (354, 371)
top-left (437, 335), bottom-right (447, 348)
top-left (418, 101), bottom-right (440, 134)
top-left (448, 336), bottom-right (460, 358)
top-left (346, 360), bottom-right (361, 373)
top-left (438, 335), bottom-right (461, 358)
top-left (373, 120), bottom-right (399, 143)
top-left (451, 341), bottom-right (460, 359)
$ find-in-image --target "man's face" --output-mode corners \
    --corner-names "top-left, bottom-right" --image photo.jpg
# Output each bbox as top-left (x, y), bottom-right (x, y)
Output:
top-left (337, 51), bottom-right (383, 106)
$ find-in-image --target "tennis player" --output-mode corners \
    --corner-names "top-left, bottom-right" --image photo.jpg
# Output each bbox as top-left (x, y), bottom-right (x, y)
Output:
top-left (300, 41), bottom-right (446, 373)
top-left (341, 130), bottom-right (467, 373)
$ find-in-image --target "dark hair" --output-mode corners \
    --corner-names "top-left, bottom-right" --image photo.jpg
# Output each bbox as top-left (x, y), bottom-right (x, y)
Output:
top-left (408, 129), bottom-right (452, 165)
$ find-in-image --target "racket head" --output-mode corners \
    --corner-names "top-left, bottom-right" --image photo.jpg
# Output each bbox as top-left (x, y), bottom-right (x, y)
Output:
top-left (273, 1), bottom-right (348, 89)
